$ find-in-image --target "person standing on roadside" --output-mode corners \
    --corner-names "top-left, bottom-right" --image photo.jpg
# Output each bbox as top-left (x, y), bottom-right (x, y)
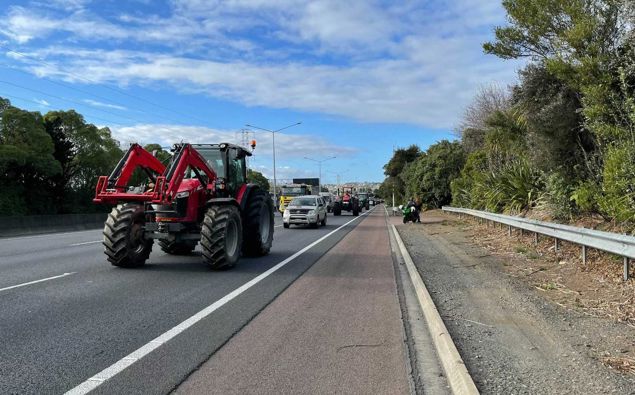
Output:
top-left (414, 197), bottom-right (422, 223)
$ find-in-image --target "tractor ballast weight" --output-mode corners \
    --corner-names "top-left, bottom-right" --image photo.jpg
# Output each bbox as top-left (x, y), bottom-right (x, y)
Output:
top-left (94, 142), bottom-right (274, 269)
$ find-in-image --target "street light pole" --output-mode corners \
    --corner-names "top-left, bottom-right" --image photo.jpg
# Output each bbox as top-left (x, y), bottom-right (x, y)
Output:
top-left (304, 156), bottom-right (336, 194)
top-left (327, 170), bottom-right (349, 194)
top-left (246, 122), bottom-right (301, 210)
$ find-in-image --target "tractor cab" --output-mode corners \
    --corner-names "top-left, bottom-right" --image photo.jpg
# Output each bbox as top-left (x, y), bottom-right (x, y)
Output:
top-left (189, 143), bottom-right (251, 196)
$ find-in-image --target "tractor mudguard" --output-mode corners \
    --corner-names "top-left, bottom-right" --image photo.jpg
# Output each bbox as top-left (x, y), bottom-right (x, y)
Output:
top-left (206, 198), bottom-right (240, 207)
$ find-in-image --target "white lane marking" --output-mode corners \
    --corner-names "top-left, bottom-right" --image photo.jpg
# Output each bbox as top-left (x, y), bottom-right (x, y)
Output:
top-left (0, 272), bottom-right (77, 293)
top-left (65, 206), bottom-right (377, 395)
top-left (274, 225), bottom-right (283, 228)
top-left (70, 240), bottom-right (102, 246)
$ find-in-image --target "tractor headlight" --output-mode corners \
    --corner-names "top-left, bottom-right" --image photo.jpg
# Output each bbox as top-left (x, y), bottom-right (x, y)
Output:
top-left (176, 191), bottom-right (190, 198)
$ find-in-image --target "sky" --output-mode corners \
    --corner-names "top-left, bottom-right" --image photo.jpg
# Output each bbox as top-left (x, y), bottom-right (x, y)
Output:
top-left (0, 0), bottom-right (523, 184)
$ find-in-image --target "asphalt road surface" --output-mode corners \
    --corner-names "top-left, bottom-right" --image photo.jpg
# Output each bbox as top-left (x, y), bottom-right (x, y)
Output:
top-left (176, 207), bottom-right (411, 394)
top-left (0, 208), bottom-right (377, 394)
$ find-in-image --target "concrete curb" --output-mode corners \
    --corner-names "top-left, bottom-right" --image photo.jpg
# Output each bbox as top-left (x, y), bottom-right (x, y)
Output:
top-left (390, 223), bottom-right (479, 395)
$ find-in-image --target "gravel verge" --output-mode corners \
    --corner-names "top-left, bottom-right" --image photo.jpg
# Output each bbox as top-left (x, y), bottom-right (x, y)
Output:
top-left (397, 216), bottom-right (635, 394)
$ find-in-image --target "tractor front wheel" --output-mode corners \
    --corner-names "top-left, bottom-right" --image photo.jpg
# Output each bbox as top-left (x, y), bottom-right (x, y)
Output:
top-left (243, 190), bottom-right (274, 256)
top-left (103, 203), bottom-right (153, 268)
top-left (201, 205), bottom-right (242, 270)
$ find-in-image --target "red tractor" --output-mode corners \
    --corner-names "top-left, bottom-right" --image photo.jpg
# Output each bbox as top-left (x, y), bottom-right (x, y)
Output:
top-left (332, 186), bottom-right (360, 216)
top-left (93, 142), bottom-right (274, 269)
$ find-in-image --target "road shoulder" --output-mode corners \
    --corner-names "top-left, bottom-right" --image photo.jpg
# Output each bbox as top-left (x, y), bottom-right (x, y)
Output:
top-left (175, 208), bottom-right (411, 394)
top-left (397, 211), bottom-right (635, 393)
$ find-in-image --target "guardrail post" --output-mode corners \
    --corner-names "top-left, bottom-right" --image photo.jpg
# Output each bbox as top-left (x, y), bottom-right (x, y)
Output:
top-left (624, 257), bottom-right (630, 281)
top-left (508, 225), bottom-right (512, 236)
top-left (520, 228), bottom-right (524, 237)
top-left (554, 238), bottom-right (560, 252)
top-left (582, 245), bottom-right (587, 265)
top-left (534, 232), bottom-right (538, 245)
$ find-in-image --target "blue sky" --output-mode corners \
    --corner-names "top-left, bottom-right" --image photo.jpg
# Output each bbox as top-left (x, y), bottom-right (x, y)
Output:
top-left (0, 0), bottom-right (522, 183)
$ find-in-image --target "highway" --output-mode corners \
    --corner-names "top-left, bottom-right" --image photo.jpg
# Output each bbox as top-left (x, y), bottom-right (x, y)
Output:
top-left (0, 209), bottom-right (378, 394)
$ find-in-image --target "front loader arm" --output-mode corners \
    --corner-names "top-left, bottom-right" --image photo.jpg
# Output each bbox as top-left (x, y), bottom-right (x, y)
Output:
top-left (155, 144), bottom-right (217, 202)
top-left (110, 144), bottom-right (166, 190)
top-left (94, 143), bottom-right (167, 204)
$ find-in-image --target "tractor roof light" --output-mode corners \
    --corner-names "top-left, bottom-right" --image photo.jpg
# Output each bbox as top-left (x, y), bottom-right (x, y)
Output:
top-left (250, 139), bottom-right (257, 150)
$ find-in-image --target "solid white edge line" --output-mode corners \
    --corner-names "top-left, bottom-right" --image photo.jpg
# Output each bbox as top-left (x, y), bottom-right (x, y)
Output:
top-left (389, 222), bottom-right (479, 395)
top-left (65, 206), bottom-right (377, 395)
top-left (0, 272), bottom-right (77, 293)
top-left (70, 240), bottom-right (103, 246)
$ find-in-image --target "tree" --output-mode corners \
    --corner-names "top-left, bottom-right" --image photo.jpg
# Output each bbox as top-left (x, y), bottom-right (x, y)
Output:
top-left (0, 98), bottom-right (60, 215)
top-left (247, 169), bottom-right (270, 191)
top-left (458, 84), bottom-right (511, 153)
top-left (44, 110), bottom-right (122, 213)
top-left (381, 145), bottom-right (421, 203)
top-left (402, 141), bottom-right (465, 208)
top-left (144, 143), bottom-right (172, 164)
top-left (383, 145), bottom-right (421, 177)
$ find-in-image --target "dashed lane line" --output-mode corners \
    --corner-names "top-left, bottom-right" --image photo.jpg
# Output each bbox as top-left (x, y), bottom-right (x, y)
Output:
top-left (0, 272), bottom-right (77, 293)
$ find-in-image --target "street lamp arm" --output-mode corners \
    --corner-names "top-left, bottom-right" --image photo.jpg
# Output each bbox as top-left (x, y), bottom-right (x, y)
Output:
top-left (245, 124), bottom-right (274, 134)
top-left (273, 121), bottom-right (302, 133)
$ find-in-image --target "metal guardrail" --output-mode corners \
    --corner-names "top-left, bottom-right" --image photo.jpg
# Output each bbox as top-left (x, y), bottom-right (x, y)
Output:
top-left (442, 206), bottom-right (634, 281)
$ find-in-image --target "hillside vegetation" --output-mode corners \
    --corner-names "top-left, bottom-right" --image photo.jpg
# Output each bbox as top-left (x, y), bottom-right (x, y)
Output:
top-left (379, 0), bottom-right (635, 230)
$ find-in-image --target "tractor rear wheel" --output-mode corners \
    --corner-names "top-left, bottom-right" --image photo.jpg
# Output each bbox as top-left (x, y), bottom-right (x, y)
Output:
top-left (103, 203), bottom-right (153, 268)
top-left (333, 203), bottom-right (341, 216)
top-left (201, 205), bottom-right (242, 270)
top-left (243, 190), bottom-right (274, 256)
top-left (158, 239), bottom-right (197, 255)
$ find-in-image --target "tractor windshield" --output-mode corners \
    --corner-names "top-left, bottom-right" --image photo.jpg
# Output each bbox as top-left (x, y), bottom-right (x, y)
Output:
top-left (196, 148), bottom-right (225, 176)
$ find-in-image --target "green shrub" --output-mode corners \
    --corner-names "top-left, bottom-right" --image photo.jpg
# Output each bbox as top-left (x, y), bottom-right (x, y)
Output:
top-left (570, 180), bottom-right (601, 214)
top-left (597, 144), bottom-right (635, 224)
top-left (450, 151), bottom-right (487, 208)
top-left (540, 171), bottom-right (575, 220)
top-left (481, 159), bottom-right (544, 214)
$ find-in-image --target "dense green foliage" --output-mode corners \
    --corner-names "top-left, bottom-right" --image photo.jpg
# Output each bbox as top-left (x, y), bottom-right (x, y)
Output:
top-left (247, 169), bottom-right (270, 191)
top-left (0, 97), bottom-right (123, 215)
top-left (379, 0), bottom-right (635, 228)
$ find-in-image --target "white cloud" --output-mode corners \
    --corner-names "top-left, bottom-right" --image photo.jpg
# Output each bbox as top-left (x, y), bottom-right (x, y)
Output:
top-left (110, 124), bottom-right (356, 160)
top-left (34, 98), bottom-right (50, 106)
top-left (84, 99), bottom-right (127, 110)
top-left (0, 0), bottom-right (522, 129)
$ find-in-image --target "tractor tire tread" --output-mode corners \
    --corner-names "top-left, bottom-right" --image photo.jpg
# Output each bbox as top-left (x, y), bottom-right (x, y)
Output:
top-left (200, 205), bottom-right (242, 270)
top-left (102, 203), bottom-right (152, 268)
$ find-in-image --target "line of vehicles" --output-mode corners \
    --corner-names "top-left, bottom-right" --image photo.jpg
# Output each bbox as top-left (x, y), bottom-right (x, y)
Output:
top-left (279, 184), bottom-right (381, 229)
top-left (92, 139), bottom-right (382, 269)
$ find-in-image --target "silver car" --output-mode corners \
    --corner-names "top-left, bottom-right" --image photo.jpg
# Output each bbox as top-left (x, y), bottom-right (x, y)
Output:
top-left (319, 192), bottom-right (334, 212)
top-left (283, 195), bottom-right (328, 228)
